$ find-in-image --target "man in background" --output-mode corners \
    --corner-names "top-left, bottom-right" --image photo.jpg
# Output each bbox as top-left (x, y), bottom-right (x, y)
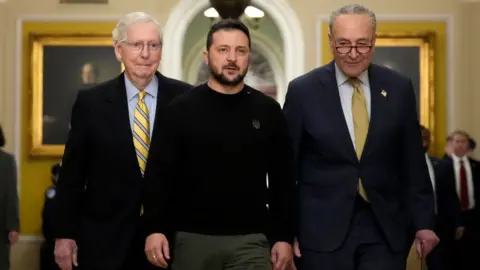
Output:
top-left (421, 126), bottom-right (463, 270)
top-left (439, 130), bottom-right (480, 270)
top-left (284, 4), bottom-right (438, 269)
top-left (41, 162), bottom-right (61, 270)
top-left (0, 124), bottom-right (20, 270)
top-left (52, 12), bottom-right (192, 270)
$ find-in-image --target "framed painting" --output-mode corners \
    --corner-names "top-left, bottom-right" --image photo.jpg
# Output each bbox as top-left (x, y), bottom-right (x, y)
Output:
top-left (373, 32), bottom-right (436, 135)
top-left (29, 34), bottom-right (122, 157)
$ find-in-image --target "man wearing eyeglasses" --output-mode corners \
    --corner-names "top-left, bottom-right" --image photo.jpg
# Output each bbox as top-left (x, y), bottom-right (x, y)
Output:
top-left (283, 4), bottom-right (439, 270)
top-left (52, 12), bottom-right (192, 270)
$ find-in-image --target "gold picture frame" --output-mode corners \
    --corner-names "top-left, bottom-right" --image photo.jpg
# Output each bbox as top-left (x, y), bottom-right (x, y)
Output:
top-left (29, 34), bottom-right (122, 157)
top-left (374, 32), bottom-right (436, 152)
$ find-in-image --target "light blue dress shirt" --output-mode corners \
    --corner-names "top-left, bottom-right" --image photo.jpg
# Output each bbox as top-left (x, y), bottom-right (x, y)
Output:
top-left (124, 74), bottom-right (158, 138)
top-left (334, 63), bottom-right (371, 150)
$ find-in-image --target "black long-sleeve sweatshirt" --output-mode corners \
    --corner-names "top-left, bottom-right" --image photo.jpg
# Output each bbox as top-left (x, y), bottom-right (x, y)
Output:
top-left (144, 83), bottom-right (295, 244)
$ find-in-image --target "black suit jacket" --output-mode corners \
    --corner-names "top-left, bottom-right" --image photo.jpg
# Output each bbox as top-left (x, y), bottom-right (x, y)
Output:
top-left (283, 61), bottom-right (435, 253)
top-left (430, 156), bottom-right (463, 242)
top-left (438, 155), bottom-right (480, 228)
top-left (53, 72), bottom-right (192, 269)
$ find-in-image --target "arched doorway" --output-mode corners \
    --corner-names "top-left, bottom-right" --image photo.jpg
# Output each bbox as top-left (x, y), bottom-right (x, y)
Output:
top-left (161, 0), bottom-right (305, 105)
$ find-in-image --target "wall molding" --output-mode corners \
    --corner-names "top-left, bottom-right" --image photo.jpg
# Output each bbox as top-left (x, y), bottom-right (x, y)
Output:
top-left (161, 0), bottom-right (305, 106)
top-left (315, 13), bottom-right (455, 132)
top-left (184, 30), bottom-right (285, 104)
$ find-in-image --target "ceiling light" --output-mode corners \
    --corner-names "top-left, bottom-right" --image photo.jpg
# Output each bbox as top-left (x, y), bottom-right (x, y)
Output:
top-left (244, 6), bottom-right (264, 19)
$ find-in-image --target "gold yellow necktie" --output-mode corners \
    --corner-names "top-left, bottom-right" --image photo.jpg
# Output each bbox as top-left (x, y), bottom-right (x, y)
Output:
top-left (133, 91), bottom-right (150, 175)
top-left (349, 78), bottom-right (369, 202)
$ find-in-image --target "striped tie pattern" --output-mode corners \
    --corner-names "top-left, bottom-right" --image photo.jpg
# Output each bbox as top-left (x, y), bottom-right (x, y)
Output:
top-left (133, 91), bottom-right (150, 175)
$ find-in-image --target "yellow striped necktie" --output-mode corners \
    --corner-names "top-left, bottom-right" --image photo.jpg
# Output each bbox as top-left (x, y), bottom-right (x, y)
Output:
top-left (133, 90), bottom-right (150, 176)
top-left (349, 78), bottom-right (369, 202)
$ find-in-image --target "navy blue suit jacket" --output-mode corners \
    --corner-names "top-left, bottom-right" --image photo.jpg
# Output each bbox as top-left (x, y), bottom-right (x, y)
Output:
top-left (283, 61), bottom-right (435, 253)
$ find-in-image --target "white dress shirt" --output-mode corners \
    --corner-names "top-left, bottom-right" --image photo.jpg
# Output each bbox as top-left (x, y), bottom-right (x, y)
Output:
top-left (452, 154), bottom-right (475, 210)
top-left (425, 153), bottom-right (437, 214)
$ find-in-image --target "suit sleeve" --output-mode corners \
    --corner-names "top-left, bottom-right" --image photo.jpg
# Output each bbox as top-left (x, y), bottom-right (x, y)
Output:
top-left (402, 80), bottom-right (435, 231)
top-left (267, 101), bottom-right (296, 244)
top-left (53, 90), bottom-right (90, 239)
top-left (143, 103), bottom-right (182, 237)
top-left (282, 81), bottom-right (304, 235)
top-left (4, 154), bottom-right (19, 232)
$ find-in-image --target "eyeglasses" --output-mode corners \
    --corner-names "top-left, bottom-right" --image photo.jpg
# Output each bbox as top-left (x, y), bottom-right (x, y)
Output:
top-left (335, 45), bottom-right (372, 55)
top-left (332, 35), bottom-right (374, 55)
top-left (122, 41), bottom-right (162, 52)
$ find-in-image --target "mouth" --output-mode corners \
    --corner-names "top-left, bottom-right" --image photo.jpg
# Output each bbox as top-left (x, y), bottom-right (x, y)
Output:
top-left (223, 66), bottom-right (239, 75)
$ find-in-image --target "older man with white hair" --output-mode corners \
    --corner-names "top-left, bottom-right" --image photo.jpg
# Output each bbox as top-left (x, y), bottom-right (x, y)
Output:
top-left (53, 11), bottom-right (193, 270)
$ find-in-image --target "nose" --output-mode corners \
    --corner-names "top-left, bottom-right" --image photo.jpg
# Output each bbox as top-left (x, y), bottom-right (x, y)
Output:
top-left (140, 45), bottom-right (150, 58)
top-left (348, 48), bottom-right (359, 59)
top-left (226, 50), bottom-right (237, 61)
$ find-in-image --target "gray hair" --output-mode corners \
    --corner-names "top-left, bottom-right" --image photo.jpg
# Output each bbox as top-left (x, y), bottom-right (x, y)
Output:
top-left (328, 4), bottom-right (376, 34)
top-left (112, 12), bottom-right (163, 43)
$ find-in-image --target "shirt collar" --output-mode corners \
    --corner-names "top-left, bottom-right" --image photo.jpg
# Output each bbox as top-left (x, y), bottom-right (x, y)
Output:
top-left (452, 154), bottom-right (468, 163)
top-left (124, 73), bottom-right (159, 101)
top-left (334, 63), bottom-right (370, 87)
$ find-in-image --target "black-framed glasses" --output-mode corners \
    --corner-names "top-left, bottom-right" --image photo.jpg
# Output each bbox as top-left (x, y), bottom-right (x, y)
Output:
top-left (335, 45), bottom-right (372, 55)
top-left (332, 35), bottom-right (374, 55)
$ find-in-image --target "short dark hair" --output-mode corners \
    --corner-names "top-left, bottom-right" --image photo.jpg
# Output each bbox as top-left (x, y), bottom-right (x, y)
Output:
top-left (0, 124), bottom-right (5, 147)
top-left (206, 18), bottom-right (251, 51)
top-left (420, 125), bottom-right (428, 133)
top-left (469, 138), bottom-right (476, 150)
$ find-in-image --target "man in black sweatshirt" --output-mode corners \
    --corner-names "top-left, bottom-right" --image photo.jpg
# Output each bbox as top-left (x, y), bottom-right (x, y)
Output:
top-left (143, 19), bottom-right (295, 270)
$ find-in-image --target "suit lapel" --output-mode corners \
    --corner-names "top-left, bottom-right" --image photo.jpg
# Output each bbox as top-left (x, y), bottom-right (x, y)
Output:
top-left (322, 62), bottom-right (358, 162)
top-left (103, 73), bottom-right (141, 178)
top-left (361, 64), bottom-right (388, 159)
top-left (150, 72), bottom-right (175, 140)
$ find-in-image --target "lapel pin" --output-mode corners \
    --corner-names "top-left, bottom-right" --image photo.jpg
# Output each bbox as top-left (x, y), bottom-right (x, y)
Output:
top-left (381, 89), bottom-right (387, 97)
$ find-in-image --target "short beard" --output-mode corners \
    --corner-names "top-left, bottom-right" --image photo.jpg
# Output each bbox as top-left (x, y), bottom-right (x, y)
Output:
top-left (208, 63), bottom-right (247, 86)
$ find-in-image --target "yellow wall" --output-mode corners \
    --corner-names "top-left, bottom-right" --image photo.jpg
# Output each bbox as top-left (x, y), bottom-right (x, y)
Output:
top-left (321, 22), bottom-right (447, 156)
top-left (20, 22), bottom-right (116, 234)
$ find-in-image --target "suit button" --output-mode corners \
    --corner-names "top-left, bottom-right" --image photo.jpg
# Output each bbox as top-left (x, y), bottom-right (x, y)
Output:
top-left (350, 194), bottom-right (356, 200)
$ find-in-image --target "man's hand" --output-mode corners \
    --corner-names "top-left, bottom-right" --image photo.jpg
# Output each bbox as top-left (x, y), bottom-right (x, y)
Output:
top-left (287, 238), bottom-right (301, 270)
top-left (8, 231), bottom-right (19, 246)
top-left (415, 229), bottom-right (439, 258)
top-left (145, 233), bottom-right (170, 268)
top-left (455, 226), bottom-right (465, 240)
top-left (54, 238), bottom-right (78, 270)
top-left (271, 241), bottom-right (293, 270)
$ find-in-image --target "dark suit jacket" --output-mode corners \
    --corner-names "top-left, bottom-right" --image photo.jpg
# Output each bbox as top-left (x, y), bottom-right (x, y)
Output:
top-left (438, 154), bottom-right (480, 229)
top-left (0, 149), bottom-right (19, 270)
top-left (430, 156), bottom-right (463, 242)
top-left (283, 61), bottom-right (435, 253)
top-left (53, 72), bottom-right (192, 269)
